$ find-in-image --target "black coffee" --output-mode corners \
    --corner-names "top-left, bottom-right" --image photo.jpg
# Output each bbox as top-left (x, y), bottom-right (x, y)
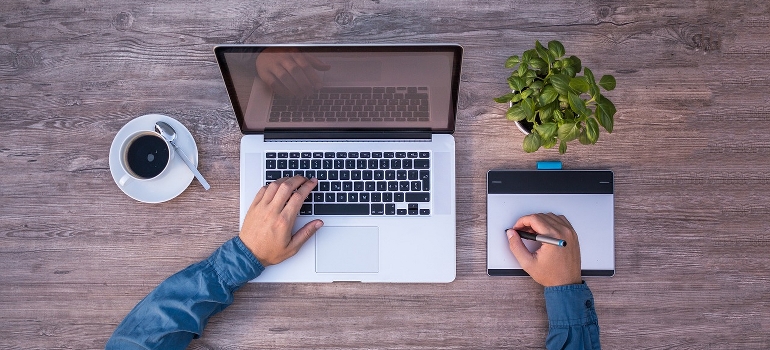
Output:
top-left (125, 134), bottom-right (170, 179)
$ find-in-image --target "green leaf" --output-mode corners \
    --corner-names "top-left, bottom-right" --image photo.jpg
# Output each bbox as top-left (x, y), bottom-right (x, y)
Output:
top-left (579, 128), bottom-right (591, 145)
top-left (583, 67), bottom-right (595, 86)
top-left (508, 76), bottom-right (525, 91)
top-left (552, 108), bottom-right (564, 122)
top-left (535, 41), bottom-right (553, 64)
top-left (538, 85), bottom-right (558, 106)
top-left (517, 63), bottom-right (528, 77)
top-left (569, 76), bottom-right (590, 93)
top-left (586, 117), bottom-right (600, 144)
top-left (529, 57), bottom-right (547, 71)
top-left (505, 55), bottom-right (520, 69)
top-left (550, 74), bottom-right (571, 95)
top-left (506, 105), bottom-right (527, 121)
top-left (559, 140), bottom-right (567, 154)
top-left (530, 81), bottom-right (544, 91)
top-left (599, 75), bottom-right (616, 91)
top-left (534, 122), bottom-right (558, 139)
top-left (494, 93), bottom-right (515, 104)
top-left (568, 56), bottom-right (582, 73)
top-left (564, 66), bottom-right (577, 78)
top-left (542, 135), bottom-right (557, 149)
top-left (523, 49), bottom-right (538, 62)
top-left (523, 132), bottom-right (542, 153)
top-left (521, 97), bottom-right (536, 120)
top-left (558, 122), bottom-right (580, 142)
top-left (520, 89), bottom-right (533, 100)
top-left (589, 83), bottom-right (601, 100)
top-left (595, 100), bottom-right (614, 133)
top-left (596, 95), bottom-right (617, 116)
top-left (548, 40), bottom-right (565, 58)
top-left (568, 92), bottom-right (588, 116)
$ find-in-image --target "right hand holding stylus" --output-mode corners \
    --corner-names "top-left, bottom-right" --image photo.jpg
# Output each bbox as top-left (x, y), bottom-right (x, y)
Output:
top-left (506, 213), bottom-right (582, 287)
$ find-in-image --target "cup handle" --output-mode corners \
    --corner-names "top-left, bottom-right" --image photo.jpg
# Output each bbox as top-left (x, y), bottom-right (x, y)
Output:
top-left (119, 173), bottom-right (132, 187)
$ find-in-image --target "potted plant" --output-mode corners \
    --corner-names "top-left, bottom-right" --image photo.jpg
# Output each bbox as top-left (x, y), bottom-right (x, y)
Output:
top-left (494, 40), bottom-right (617, 154)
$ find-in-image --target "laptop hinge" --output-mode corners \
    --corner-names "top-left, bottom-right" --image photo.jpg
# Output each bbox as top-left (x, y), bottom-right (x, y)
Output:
top-left (264, 130), bottom-right (432, 140)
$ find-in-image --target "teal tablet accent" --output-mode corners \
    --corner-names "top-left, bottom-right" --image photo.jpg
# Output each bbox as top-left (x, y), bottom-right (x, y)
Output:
top-left (536, 161), bottom-right (562, 170)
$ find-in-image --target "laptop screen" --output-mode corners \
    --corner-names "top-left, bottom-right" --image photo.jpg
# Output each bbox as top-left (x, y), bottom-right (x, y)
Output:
top-left (214, 45), bottom-right (462, 134)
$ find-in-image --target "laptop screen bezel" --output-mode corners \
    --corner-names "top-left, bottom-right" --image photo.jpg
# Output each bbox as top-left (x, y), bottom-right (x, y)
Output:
top-left (214, 44), bottom-right (463, 135)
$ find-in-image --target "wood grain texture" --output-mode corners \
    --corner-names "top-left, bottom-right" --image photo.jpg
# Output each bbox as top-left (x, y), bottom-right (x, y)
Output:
top-left (1, 0), bottom-right (769, 348)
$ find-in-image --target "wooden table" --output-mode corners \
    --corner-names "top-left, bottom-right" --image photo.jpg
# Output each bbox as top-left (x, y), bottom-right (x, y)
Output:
top-left (2, 1), bottom-right (769, 348)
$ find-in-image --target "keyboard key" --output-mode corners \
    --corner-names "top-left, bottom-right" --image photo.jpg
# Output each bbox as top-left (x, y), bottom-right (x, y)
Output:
top-left (368, 159), bottom-right (379, 169)
top-left (396, 152), bottom-right (406, 158)
top-left (348, 193), bottom-right (358, 202)
top-left (300, 204), bottom-right (313, 215)
top-left (388, 181), bottom-right (399, 191)
top-left (371, 204), bottom-right (384, 215)
top-left (340, 170), bottom-right (350, 180)
top-left (351, 170), bottom-right (361, 180)
top-left (336, 152), bottom-right (347, 158)
top-left (400, 181), bottom-right (410, 191)
top-left (324, 152), bottom-right (335, 158)
top-left (266, 171), bottom-right (281, 180)
top-left (331, 181), bottom-right (342, 191)
top-left (313, 152), bottom-right (324, 158)
top-left (385, 170), bottom-right (396, 180)
top-left (266, 152), bottom-right (277, 158)
top-left (408, 203), bottom-right (418, 215)
top-left (319, 182), bottom-right (330, 191)
top-left (345, 159), bottom-right (356, 169)
top-left (336, 193), bottom-right (347, 202)
top-left (420, 209), bottom-right (430, 215)
top-left (317, 170), bottom-right (328, 180)
top-left (414, 159), bottom-right (430, 169)
top-left (363, 170), bottom-right (373, 180)
top-left (282, 170), bottom-right (293, 178)
top-left (266, 160), bottom-right (276, 169)
top-left (371, 192), bottom-right (382, 202)
top-left (395, 192), bottom-right (404, 202)
top-left (289, 159), bottom-right (299, 169)
top-left (343, 181), bottom-right (353, 191)
top-left (386, 204), bottom-right (396, 215)
top-left (383, 193), bottom-right (393, 202)
top-left (278, 152), bottom-right (288, 158)
top-left (328, 171), bottom-right (339, 180)
top-left (300, 159), bottom-right (310, 169)
top-left (419, 152), bottom-right (429, 158)
top-left (325, 193), bottom-right (335, 202)
top-left (397, 209), bottom-right (407, 215)
top-left (411, 181), bottom-right (421, 191)
top-left (277, 160), bottom-right (288, 169)
top-left (359, 193), bottom-right (370, 202)
top-left (407, 152), bottom-right (418, 158)
top-left (290, 152), bottom-right (300, 158)
top-left (406, 192), bottom-right (430, 202)
top-left (315, 204), bottom-right (370, 215)
top-left (323, 159), bottom-right (333, 169)
top-left (314, 193), bottom-right (324, 202)
top-left (311, 159), bottom-right (322, 169)
top-left (365, 181), bottom-right (375, 191)
top-left (374, 170), bottom-right (385, 180)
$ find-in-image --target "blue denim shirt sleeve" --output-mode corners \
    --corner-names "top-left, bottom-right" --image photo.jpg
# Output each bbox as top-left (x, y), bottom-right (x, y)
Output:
top-left (106, 237), bottom-right (264, 350)
top-left (544, 282), bottom-right (601, 350)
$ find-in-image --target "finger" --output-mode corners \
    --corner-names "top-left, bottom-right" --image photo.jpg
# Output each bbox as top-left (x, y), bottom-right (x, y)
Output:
top-left (287, 219), bottom-right (324, 254)
top-left (271, 175), bottom-right (309, 207)
top-left (250, 185), bottom-right (268, 209)
top-left (293, 53), bottom-right (325, 89)
top-left (285, 54), bottom-right (316, 95)
top-left (283, 177), bottom-right (318, 215)
top-left (506, 229), bottom-right (535, 269)
top-left (262, 177), bottom-right (290, 203)
top-left (273, 64), bottom-right (305, 96)
top-left (512, 213), bottom-right (554, 236)
top-left (306, 54), bottom-right (331, 71)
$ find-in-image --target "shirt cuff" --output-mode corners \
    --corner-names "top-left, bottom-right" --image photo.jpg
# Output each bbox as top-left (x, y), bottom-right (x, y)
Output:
top-left (206, 237), bottom-right (265, 291)
top-left (543, 282), bottom-right (598, 328)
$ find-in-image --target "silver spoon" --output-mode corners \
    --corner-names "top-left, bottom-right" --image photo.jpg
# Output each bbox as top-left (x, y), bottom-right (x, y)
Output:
top-left (155, 121), bottom-right (211, 190)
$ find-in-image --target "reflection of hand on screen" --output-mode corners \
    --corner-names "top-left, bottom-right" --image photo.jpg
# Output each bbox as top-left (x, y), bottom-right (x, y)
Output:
top-left (256, 48), bottom-right (331, 97)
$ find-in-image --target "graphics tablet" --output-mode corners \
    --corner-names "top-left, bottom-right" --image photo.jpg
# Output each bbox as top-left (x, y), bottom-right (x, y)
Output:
top-left (487, 170), bottom-right (615, 277)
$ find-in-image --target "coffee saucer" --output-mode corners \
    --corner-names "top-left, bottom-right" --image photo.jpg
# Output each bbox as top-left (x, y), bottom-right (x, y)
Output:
top-left (109, 114), bottom-right (199, 203)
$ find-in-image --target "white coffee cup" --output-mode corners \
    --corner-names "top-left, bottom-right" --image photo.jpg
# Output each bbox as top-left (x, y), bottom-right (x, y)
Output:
top-left (118, 131), bottom-right (175, 187)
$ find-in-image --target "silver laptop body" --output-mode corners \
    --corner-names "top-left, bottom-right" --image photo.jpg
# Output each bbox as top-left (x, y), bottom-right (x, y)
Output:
top-left (215, 44), bottom-right (462, 282)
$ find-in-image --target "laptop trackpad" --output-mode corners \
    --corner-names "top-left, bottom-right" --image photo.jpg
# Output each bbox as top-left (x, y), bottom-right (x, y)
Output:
top-left (316, 226), bottom-right (379, 273)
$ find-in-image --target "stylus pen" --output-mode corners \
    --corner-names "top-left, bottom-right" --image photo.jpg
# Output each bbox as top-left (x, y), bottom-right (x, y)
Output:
top-left (506, 229), bottom-right (567, 247)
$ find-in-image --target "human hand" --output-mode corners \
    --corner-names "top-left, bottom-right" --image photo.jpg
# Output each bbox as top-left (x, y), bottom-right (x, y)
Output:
top-left (239, 176), bottom-right (323, 266)
top-left (506, 213), bottom-right (582, 287)
top-left (255, 48), bottom-right (331, 97)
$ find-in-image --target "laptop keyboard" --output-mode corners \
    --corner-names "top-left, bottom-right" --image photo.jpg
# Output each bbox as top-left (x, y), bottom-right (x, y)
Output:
top-left (268, 87), bottom-right (430, 123)
top-left (265, 151), bottom-right (431, 216)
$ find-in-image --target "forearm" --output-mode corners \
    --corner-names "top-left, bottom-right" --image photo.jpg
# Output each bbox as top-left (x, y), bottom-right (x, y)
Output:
top-left (106, 237), bottom-right (264, 350)
top-left (544, 282), bottom-right (600, 350)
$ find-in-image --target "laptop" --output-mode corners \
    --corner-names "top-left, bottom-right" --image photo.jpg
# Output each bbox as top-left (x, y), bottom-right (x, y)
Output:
top-left (214, 44), bottom-right (462, 282)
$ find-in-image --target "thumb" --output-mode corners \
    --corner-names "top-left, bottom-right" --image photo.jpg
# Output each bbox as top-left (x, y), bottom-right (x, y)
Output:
top-left (506, 229), bottom-right (535, 268)
top-left (288, 219), bottom-right (324, 252)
